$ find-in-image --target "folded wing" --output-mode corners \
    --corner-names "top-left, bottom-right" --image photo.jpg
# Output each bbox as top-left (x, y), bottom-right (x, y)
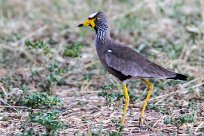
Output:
top-left (104, 44), bottom-right (176, 79)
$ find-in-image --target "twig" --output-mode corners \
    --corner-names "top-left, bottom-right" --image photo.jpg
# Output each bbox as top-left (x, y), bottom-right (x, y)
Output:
top-left (182, 77), bottom-right (203, 87)
top-left (152, 115), bottom-right (167, 128)
top-left (0, 44), bottom-right (36, 63)
top-left (135, 80), bottom-right (202, 106)
top-left (0, 105), bottom-right (29, 109)
top-left (201, 0), bottom-right (204, 26)
top-left (1, 85), bottom-right (7, 98)
top-left (84, 60), bottom-right (99, 69)
top-left (191, 82), bottom-right (204, 89)
top-left (10, 25), bottom-right (48, 47)
top-left (0, 98), bottom-right (19, 112)
top-left (195, 121), bottom-right (204, 132)
top-left (83, 80), bottom-right (93, 92)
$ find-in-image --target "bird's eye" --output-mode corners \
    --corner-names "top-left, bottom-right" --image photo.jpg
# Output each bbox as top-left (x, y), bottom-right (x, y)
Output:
top-left (95, 17), bottom-right (100, 21)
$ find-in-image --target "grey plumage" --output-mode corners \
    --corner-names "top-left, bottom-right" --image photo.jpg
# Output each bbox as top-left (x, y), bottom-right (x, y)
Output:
top-left (78, 12), bottom-right (187, 126)
top-left (84, 12), bottom-right (187, 81)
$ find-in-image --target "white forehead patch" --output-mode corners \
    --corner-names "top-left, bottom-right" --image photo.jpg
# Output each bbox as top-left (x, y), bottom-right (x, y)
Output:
top-left (88, 12), bottom-right (98, 19)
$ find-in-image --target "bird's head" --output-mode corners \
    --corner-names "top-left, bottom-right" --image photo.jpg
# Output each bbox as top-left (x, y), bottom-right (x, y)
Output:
top-left (78, 12), bottom-right (108, 30)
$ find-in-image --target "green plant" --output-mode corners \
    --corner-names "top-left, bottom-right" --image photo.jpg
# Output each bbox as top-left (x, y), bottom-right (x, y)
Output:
top-left (100, 82), bottom-right (119, 90)
top-left (163, 101), bottom-right (198, 134)
top-left (25, 40), bottom-right (50, 54)
top-left (89, 123), bottom-right (123, 136)
top-left (0, 76), bottom-right (14, 91)
top-left (29, 110), bottom-right (63, 135)
top-left (147, 104), bottom-right (169, 115)
top-left (19, 128), bottom-right (39, 136)
top-left (152, 42), bottom-right (184, 59)
top-left (111, 118), bottom-right (124, 132)
top-left (107, 131), bottom-right (123, 136)
top-left (20, 110), bottom-right (63, 136)
top-left (63, 43), bottom-right (84, 57)
top-left (201, 124), bottom-right (204, 136)
top-left (19, 92), bottom-right (63, 135)
top-left (47, 62), bottom-right (65, 83)
top-left (163, 111), bottom-right (197, 128)
top-left (98, 90), bottom-right (123, 103)
top-left (44, 61), bottom-right (68, 93)
top-left (98, 82), bottom-right (137, 104)
top-left (17, 92), bottom-right (61, 109)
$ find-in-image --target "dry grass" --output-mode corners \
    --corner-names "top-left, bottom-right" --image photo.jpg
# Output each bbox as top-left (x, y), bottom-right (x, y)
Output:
top-left (0, 0), bottom-right (204, 135)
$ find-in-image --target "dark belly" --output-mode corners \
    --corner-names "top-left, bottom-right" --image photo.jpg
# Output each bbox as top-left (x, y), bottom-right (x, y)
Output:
top-left (95, 43), bottom-right (131, 81)
top-left (100, 58), bottom-right (131, 81)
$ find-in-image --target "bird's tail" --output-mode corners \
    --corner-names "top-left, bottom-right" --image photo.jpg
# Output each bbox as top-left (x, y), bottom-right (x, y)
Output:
top-left (168, 73), bottom-right (187, 81)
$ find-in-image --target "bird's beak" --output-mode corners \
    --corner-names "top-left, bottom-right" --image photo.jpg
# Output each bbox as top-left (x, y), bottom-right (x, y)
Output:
top-left (78, 18), bottom-right (95, 28)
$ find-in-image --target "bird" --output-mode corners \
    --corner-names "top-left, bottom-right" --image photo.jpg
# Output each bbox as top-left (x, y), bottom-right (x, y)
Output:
top-left (78, 12), bottom-right (187, 126)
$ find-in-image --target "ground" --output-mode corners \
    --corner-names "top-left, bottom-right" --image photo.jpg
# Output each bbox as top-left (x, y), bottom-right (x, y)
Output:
top-left (0, 0), bottom-right (204, 135)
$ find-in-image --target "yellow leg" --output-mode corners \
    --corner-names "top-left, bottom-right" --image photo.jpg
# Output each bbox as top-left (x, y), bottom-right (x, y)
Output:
top-left (121, 82), bottom-right (129, 125)
top-left (139, 79), bottom-right (153, 126)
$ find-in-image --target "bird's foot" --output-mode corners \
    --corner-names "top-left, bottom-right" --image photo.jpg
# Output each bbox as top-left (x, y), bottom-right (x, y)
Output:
top-left (139, 116), bottom-right (144, 126)
top-left (121, 116), bottom-right (125, 126)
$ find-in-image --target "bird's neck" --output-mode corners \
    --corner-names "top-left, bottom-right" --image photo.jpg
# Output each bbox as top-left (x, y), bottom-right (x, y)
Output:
top-left (95, 25), bottom-right (110, 42)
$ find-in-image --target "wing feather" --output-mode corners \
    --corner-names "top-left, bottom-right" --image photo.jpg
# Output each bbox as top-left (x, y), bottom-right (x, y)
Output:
top-left (104, 44), bottom-right (176, 79)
